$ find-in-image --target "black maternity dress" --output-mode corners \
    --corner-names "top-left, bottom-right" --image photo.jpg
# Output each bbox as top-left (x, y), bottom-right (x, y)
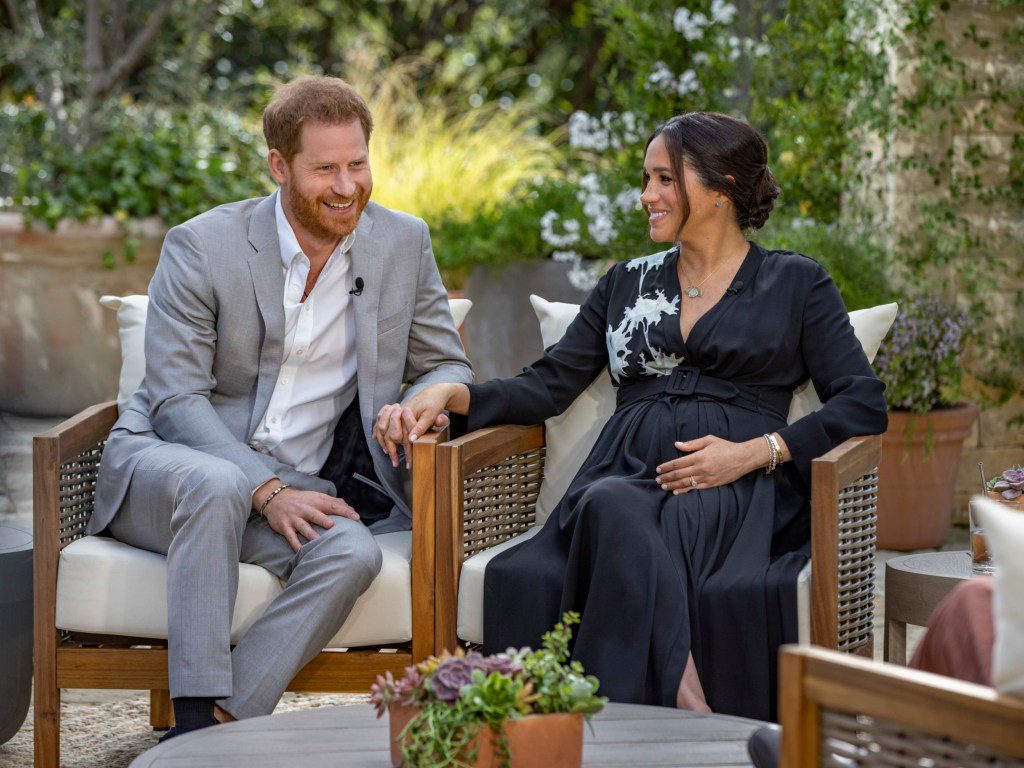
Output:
top-left (462, 243), bottom-right (888, 721)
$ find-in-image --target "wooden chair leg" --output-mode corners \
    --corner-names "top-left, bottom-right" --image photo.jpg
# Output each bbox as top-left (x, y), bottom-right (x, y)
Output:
top-left (150, 689), bottom-right (174, 729)
top-left (32, 677), bottom-right (59, 768)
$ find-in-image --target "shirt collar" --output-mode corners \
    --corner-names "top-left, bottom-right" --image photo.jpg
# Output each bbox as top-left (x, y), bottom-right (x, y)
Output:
top-left (274, 190), bottom-right (356, 270)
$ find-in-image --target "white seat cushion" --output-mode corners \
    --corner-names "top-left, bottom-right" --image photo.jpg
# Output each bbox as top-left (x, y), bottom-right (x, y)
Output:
top-left (457, 526), bottom-right (542, 644)
top-left (456, 525), bottom-right (812, 646)
top-left (56, 531), bottom-right (413, 648)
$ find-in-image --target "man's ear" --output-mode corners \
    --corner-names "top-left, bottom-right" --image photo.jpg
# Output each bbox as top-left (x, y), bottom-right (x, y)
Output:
top-left (268, 148), bottom-right (288, 186)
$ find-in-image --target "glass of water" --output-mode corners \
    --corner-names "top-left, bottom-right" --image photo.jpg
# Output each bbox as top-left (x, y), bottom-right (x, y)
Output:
top-left (970, 498), bottom-right (1022, 575)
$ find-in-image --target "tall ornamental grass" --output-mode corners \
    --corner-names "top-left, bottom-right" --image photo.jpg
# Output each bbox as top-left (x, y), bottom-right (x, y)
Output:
top-left (349, 63), bottom-right (560, 224)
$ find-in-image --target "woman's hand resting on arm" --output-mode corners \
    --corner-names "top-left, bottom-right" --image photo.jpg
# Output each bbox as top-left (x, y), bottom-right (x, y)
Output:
top-left (372, 383), bottom-right (471, 468)
top-left (655, 432), bottom-right (792, 494)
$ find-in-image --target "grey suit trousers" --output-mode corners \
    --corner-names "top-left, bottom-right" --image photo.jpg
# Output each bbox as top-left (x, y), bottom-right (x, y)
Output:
top-left (107, 433), bottom-right (383, 719)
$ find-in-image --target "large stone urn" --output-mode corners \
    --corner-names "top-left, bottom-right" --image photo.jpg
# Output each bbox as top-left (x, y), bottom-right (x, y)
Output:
top-left (463, 259), bottom-right (590, 382)
top-left (0, 214), bottom-right (163, 416)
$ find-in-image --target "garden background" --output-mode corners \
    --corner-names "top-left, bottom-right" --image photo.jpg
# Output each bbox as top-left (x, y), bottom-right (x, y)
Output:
top-left (0, 0), bottom-right (1021, 526)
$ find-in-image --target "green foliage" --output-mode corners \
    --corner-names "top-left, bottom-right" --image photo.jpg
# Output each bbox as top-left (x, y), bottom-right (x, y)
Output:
top-left (1, 101), bottom-right (268, 227)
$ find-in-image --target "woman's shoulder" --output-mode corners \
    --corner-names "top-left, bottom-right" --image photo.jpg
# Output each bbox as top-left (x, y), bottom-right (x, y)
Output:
top-left (609, 246), bottom-right (679, 278)
top-left (756, 244), bottom-right (828, 280)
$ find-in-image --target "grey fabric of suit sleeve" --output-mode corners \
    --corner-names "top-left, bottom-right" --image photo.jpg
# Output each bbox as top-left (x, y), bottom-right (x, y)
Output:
top-left (144, 224), bottom-right (289, 493)
top-left (401, 220), bottom-right (474, 401)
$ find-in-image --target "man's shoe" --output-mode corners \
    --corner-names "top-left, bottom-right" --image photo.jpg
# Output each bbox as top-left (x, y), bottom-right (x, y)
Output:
top-left (747, 725), bottom-right (781, 768)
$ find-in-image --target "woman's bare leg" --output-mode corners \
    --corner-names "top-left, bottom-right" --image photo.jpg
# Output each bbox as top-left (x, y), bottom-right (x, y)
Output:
top-left (676, 653), bottom-right (711, 711)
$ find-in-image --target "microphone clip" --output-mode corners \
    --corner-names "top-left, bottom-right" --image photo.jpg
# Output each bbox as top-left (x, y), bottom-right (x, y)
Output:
top-left (349, 277), bottom-right (364, 296)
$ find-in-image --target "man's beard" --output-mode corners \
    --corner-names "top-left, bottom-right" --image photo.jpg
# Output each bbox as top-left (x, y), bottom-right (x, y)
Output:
top-left (285, 182), bottom-right (370, 241)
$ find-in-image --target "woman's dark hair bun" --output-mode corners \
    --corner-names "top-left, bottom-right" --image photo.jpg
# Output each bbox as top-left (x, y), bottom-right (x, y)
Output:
top-left (646, 112), bottom-right (782, 231)
top-left (739, 166), bottom-right (781, 230)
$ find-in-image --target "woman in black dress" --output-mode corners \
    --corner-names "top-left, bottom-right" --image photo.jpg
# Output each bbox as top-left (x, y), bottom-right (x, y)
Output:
top-left (376, 113), bottom-right (888, 720)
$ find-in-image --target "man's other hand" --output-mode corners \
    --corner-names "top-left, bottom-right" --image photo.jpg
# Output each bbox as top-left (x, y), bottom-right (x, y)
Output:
top-left (258, 484), bottom-right (359, 552)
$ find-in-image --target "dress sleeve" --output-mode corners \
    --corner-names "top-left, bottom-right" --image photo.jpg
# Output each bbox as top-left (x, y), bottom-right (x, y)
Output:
top-left (776, 263), bottom-right (889, 484)
top-left (463, 268), bottom-right (614, 432)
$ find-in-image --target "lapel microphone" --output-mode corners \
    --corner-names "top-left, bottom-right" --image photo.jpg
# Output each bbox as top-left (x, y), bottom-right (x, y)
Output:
top-left (349, 277), bottom-right (364, 296)
top-left (725, 280), bottom-right (745, 296)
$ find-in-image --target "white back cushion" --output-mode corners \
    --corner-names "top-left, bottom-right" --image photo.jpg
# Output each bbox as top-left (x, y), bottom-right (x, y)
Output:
top-left (973, 497), bottom-right (1024, 697)
top-left (530, 295), bottom-right (897, 524)
top-left (99, 294), bottom-right (472, 413)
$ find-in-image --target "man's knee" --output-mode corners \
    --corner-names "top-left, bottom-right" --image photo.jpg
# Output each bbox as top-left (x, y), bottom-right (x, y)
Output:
top-left (177, 460), bottom-right (251, 520)
top-left (318, 522), bottom-right (384, 582)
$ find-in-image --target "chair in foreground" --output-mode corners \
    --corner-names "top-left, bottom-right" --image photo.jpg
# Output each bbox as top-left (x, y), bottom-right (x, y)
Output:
top-left (33, 401), bottom-right (442, 768)
top-left (779, 645), bottom-right (1024, 766)
top-left (434, 423), bottom-right (881, 656)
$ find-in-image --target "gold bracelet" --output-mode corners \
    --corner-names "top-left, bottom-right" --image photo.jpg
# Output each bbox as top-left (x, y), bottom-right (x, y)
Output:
top-left (767, 433), bottom-right (782, 473)
top-left (258, 483), bottom-right (290, 516)
top-left (762, 434), bottom-right (777, 475)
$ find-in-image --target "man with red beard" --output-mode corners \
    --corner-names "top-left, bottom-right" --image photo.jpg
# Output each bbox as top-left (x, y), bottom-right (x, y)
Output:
top-left (90, 76), bottom-right (472, 738)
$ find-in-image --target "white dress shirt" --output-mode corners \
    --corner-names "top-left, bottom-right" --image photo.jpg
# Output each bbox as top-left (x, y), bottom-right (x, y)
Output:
top-left (250, 193), bottom-right (359, 474)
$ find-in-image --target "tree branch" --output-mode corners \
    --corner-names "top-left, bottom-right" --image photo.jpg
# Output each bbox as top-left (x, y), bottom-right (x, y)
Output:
top-left (84, 0), bottom-right (103, 81)
top-left (90, 0), bottom-right (173, 99)
top-left (2, 0), bottom-right (19, 32)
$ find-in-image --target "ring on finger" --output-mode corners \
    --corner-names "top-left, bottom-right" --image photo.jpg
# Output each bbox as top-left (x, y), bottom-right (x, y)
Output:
top-left (689, 476), bottom-right (698, 488)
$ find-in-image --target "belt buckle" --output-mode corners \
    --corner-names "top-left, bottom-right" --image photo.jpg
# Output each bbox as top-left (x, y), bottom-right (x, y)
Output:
top-left (666, 365), bottom-right (700, 396)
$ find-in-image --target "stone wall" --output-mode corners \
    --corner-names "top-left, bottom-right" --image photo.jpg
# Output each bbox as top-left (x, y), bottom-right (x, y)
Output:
top-left (884, 0), bottom-right (1024, 520)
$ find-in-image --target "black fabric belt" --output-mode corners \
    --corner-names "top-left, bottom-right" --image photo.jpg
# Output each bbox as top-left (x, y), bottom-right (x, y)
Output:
top-left (615, 364), bottom-right (792, 422)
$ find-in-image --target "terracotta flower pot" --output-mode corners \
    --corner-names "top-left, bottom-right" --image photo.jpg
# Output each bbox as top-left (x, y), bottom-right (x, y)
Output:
top-left (876, 403), bottom-right (979, 550)
top-left (389, 703), bottom-right (583, 768)
top-left (986, 490), bottom-right (1023, 506)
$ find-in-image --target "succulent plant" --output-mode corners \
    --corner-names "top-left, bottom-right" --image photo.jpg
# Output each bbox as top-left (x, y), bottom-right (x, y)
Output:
top-left (988, 465), bottom-right (1024, 500)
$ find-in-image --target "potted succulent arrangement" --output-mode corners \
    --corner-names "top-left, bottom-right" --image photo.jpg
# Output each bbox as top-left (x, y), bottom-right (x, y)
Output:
top-left (873, 296), bottom-right (978, 549)
top-left (986, 466), bottom-right (1023, 503)
top-left (371, 612), bottom-right (605, 768)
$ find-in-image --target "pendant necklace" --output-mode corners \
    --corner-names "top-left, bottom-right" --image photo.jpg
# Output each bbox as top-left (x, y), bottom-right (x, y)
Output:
top-left (680, 259), bottom-right (726, 299)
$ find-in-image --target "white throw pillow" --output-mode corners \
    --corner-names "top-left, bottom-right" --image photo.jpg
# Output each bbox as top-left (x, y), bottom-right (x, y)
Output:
top-left (100, 294), bottom-right (472, 413)
top-left (529, 295), bottom-right (897, 524)
top-left (972, 496), bottom-right (1024, 697)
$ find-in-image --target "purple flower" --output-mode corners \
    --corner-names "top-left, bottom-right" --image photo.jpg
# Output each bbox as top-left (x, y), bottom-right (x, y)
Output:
top-left (482, 654), bottom-right (523, 678)
top-left (1002, 469), bottom-right (1024, 488)
top-left (430, 657), bottom-right (477, 701)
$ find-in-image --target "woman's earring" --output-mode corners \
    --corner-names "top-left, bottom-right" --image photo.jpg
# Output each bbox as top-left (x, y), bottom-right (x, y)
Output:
top-left (715, 200), bottom-right (724, 208)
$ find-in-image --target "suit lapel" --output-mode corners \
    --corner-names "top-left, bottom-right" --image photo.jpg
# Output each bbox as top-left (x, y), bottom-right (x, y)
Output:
top-left (247, 192), bottom-right (286, 438)
top-left (349, 206), bottom-right (381, 437)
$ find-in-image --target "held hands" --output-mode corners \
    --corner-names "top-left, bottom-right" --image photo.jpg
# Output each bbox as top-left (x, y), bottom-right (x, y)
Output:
top-left (656, 434), bottom-right (774, 494)
top-left (254, 481), bottom-right (360, 553)
top-left (372, 383), bottom-right (470, 469)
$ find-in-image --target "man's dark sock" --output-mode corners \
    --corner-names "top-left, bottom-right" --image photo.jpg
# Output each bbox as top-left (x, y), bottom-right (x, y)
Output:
top-left (167, 697), bottom-right (218, 737)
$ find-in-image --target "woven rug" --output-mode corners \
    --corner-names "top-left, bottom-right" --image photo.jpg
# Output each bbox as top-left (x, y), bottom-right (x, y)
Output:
top-left (0, 692), bottom-right (368, 768)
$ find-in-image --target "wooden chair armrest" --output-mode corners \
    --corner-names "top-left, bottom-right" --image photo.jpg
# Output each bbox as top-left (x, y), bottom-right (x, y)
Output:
top-left (810, 434), bottom-right (882, 653)
top-left (434, 424), bottom-right (546, 651)
top-left (779, 645), bottom-right (1024, 765)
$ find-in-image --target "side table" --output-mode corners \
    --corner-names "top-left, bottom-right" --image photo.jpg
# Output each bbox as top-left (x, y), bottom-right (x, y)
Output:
top-left (0, 524), bottom-right (33, 744)
top-left (883, 550), bottom-right (972, 665)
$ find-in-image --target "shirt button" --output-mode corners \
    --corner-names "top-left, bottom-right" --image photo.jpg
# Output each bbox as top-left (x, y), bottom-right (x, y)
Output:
top-left (270, 417), bottom-right (278, 425)
top-left (291, 283), bottom-right (300, 291)
top-left (296, 349), bottom-right (304, 356)
top-left (281, 377), bottom-right (289, 385)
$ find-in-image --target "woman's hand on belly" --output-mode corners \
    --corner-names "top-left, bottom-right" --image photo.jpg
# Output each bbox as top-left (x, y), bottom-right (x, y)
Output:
top-left (655, 435), bottom-right (767, 494)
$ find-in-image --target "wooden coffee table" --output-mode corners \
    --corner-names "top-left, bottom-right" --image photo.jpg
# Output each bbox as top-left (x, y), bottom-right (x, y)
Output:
top-left (883, 550), bottom-right (973, 664)
top-left (129, 701), bottom-right (765, 767)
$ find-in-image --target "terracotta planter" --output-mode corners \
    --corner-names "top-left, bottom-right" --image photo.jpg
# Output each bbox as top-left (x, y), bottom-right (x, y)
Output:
top-left (0, 214), bottom-right (163, 416)
top-left (877, 403), bottom-right (979, 550)
top-left (389, 704), bottom-right (583, 768)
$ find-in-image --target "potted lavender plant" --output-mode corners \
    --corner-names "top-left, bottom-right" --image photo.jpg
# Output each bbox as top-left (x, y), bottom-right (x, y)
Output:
top-left (873, 297), bottom-right (978, 549)
top-left (371, 612), bottom-right (605, 768)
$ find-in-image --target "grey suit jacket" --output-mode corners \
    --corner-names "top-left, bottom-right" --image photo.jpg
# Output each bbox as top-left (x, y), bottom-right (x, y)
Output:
top-left (91, 192), bottom-right (472, 534)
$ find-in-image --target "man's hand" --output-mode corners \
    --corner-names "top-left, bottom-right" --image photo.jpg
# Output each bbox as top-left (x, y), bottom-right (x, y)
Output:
top-left (655, 435), bottom-right (766, 494)
top-left (372, 384), bottom-right (469, 468)
top-left (255, 482), bottom-right (360, 552)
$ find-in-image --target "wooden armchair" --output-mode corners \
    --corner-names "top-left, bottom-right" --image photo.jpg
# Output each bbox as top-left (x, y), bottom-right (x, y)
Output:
top-left (32, 401), bottom-right (442, 768)
top-left (779, 645), bottom-right (1024, 765)
top-left (434, 424), bottom-right (881, 655)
